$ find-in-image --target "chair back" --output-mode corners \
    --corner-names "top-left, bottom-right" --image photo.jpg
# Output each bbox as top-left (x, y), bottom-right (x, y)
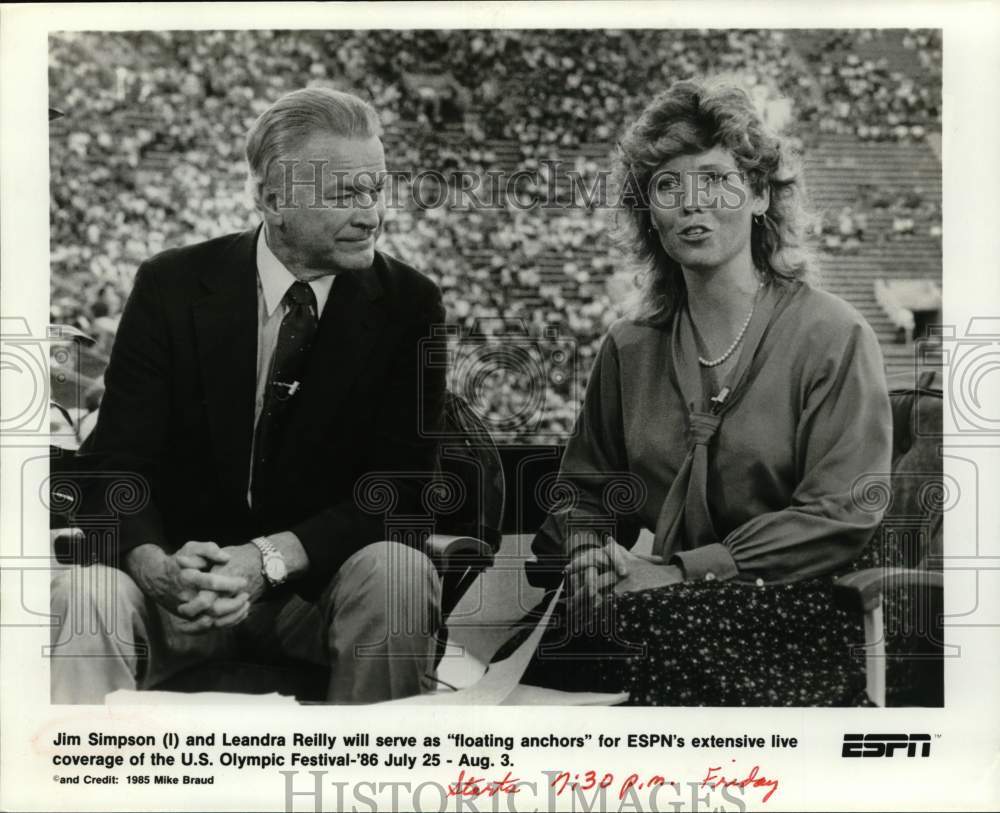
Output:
top-left (856, 369), bottom-right (943, 572)
top-left (433, 391), bottom-right (505, 552)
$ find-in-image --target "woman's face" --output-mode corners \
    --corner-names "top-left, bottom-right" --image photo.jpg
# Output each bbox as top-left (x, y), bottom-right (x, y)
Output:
top-left (649, 146), bottom-right (767, 278)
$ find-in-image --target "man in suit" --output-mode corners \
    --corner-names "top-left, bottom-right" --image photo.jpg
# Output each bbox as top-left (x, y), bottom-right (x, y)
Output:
top-left (50, 88), bottom-right (447, 704)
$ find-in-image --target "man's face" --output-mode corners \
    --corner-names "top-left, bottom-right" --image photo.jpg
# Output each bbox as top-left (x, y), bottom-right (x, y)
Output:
top-left (269, 133), bottom-right (386, 277)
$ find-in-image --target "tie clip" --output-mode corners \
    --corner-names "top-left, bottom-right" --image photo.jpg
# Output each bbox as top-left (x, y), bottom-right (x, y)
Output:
top-left (710, 386), bottom-right (730, 411)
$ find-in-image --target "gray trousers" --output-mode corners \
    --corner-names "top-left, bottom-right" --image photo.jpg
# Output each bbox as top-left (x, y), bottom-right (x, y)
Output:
top-left (49, 541), bottom-right (442, 704)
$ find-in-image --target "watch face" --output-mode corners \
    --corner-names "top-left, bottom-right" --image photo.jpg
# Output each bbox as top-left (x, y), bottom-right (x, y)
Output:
top-left (264, 557), bottom-right (287, 582)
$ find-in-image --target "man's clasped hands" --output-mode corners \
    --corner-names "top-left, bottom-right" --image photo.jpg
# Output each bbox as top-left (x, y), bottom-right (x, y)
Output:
top-left (124, 541), bottom-right (267, 633)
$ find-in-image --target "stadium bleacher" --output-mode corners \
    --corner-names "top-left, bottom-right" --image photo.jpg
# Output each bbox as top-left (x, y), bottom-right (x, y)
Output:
top-left (48, 29), bottom-right (942, 442)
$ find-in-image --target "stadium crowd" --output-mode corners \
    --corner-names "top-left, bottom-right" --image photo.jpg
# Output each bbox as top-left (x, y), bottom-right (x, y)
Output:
top-left (797, 29), bottom-right (941, 142)
top-left (818, 185), bottom-right (942, 254)
top-left (49, 28), bottom-right (942, 441)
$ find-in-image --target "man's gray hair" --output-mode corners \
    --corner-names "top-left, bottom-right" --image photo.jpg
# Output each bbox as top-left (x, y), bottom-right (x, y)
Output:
top-left (244, 87), bottom-right (382, 212)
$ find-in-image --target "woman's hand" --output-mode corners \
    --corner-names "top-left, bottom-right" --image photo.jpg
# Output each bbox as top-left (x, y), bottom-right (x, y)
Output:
top-left (565, 537), bottom-right (667, 612)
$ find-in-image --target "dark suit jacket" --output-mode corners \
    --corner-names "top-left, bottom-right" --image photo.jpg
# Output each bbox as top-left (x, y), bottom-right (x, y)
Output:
top-left (79, 227), bottom-right (446, 598)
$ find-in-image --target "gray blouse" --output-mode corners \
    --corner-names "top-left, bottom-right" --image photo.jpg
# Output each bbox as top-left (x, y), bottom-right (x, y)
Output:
top-left (535, 280), bottom-right (893, 585)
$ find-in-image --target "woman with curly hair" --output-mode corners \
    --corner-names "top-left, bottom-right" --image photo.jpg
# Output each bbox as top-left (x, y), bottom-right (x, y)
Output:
top-left (525, 77), bottom-right (892, 705)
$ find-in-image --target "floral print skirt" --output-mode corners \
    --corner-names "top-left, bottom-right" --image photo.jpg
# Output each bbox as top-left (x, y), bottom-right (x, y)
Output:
top-left (520, 577), bottom-right (872, 706)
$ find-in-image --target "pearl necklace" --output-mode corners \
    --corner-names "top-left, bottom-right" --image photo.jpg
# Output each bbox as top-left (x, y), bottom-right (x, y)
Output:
top-left (697, 283), bottom-right (764, 368)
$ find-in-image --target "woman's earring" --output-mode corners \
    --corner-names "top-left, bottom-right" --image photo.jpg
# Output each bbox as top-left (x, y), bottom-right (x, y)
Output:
top-left (753, 213), bottom-right (765, 226)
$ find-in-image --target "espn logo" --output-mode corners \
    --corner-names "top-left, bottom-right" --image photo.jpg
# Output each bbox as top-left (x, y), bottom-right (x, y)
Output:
top-left (842, 734), bottom-right (931, 758)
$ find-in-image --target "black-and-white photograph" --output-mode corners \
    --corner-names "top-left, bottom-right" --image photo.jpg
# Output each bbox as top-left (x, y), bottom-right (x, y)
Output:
top-left (9, 4), bottom-right (1000, 811)
top-left (43, 25), bottom-right (946, 710)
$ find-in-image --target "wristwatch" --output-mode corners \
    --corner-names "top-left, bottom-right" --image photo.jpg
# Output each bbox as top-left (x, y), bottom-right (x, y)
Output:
top-left (251, 536), bottom-right (288, 588)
